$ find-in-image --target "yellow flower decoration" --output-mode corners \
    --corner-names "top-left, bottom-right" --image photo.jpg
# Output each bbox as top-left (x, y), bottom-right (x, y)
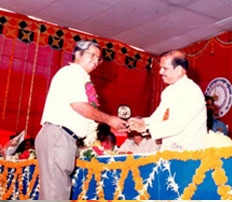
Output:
top-left (218, 184), bottom-right (231, 196)
top-left (192, 170), bottom-right (205, 185)
top-left (212, 168), bottom-right (228, 186)
top-left (182, 183), bottom-right (197, 200)
top-left (0, 159), bottom-right (38, 200)
top-left (2, 146), bottom-right (232, 200)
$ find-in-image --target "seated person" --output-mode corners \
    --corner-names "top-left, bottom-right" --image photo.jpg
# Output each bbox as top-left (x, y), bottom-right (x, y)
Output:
top-left (3, 131), bottom-right (26, 160)
top-left (79, 124), bottom-right (117, 158)
top-left (99, 131), bottom-right (117, 151)
top-left (13, 138), bottom-right (35, 160)
top-left (96, 123), bottom-right (111, 141)
top-left (205, 95), bottom-right (228, 136)
top-left (117, 131), bottom-right (160, 154)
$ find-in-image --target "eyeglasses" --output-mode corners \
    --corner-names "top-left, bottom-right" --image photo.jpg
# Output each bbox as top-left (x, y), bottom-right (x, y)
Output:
top-left (84, 51), bottom-right (103, 64)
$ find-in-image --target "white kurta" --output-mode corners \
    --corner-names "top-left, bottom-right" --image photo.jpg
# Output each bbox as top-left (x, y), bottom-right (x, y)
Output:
top-left (41, 63), bottom-right (96, 137)
top-left (144, 75), bottom-right (208, 150)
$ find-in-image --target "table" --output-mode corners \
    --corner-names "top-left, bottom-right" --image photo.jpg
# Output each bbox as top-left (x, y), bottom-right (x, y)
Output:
top-left (1, 146), bottom-right (232, 200)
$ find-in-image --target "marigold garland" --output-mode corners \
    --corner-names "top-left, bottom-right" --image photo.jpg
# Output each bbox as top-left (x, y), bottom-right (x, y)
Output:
top-left (181, 183), bottom-right (197, 200)
top-left (95, 170), bottom-right (104, 199)
top-left (212, 168), bottom-right (228, 186)
top-left (1, 147), bottom-right (232, 200)
top-left (114, 169), bottom-right (129, 199)
top-left (75, 146), bottom-right (232, 200)
top-left (23, 164), bottom-right (39, 199)
top-left (18, 167), bottom-right (25, 200)
top-left (78, 168), bottom-right (94, 200)
top-left (2, 167), bottom-right (19, 200)
top-left (0, 163), bottom-right (9, 196)
top-left (25, 26), bottom-right (41, 133)
top-left (184, 32), bottom-right (232, 59)
top-left (131, 165), bottom-right (150, 199)
top-left (181, 147), bottom-right (232, 200)
top-left (0, 159), bottom-right (38, 200)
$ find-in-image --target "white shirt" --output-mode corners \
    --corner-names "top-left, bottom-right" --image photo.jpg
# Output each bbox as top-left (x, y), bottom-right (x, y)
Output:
top-left (118, 138), bottom-right (160, 154)
top-left (41, 63), bottom-right (96, 138)
top-left (144, 75), bottom-right (208, 150)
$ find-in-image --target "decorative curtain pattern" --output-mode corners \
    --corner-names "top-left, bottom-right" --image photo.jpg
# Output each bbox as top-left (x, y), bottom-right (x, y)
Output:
top-left (0, 10), bottom-right (155, 139)
top-left (1, 9), bottom-right (231, 140)
top-left (181, 31), bottom-right (232, 137)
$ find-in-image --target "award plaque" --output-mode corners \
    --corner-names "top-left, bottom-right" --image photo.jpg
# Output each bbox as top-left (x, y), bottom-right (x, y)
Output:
top-left (117, 104), bottom-right (131, 120)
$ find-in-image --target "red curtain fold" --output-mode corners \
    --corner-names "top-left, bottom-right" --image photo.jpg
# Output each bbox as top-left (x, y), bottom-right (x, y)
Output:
top-left (184, 34), bottom-right (232, 137)
top-left (0, 10), bottom-right (155, 144)
top-left (1, 9), bottom-right (231, 144)
top-left (91, 60), bottom-right (154, 117)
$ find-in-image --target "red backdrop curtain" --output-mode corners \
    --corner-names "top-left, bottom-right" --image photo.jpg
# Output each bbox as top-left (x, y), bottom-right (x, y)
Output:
top-left (182, 32), bottom-right (232, 137)
top-left (0, 9), bottom-right (231, 145)
top-left (0, 10), bottom-right (156, 144)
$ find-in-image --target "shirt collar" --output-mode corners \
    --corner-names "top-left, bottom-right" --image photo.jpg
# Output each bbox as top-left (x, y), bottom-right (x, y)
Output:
top-left (69, 62), bottom-right (90, 78)
top-left (173, 74), bottom-right (188, 86)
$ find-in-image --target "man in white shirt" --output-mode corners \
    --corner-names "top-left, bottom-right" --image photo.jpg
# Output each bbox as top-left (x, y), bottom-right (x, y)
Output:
top-left (128, 50), bottom-right (208, 151)
top-left (118, 131), bottom-right (160, 154)
top-left (35, 40), bottom-right (126, 199)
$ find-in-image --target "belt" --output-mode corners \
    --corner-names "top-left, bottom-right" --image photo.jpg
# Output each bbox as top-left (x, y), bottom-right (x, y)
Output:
top-left (44, 122), bottom-right (79, 140)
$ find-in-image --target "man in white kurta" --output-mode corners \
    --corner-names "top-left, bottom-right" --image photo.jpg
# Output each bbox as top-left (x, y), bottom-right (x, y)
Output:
top-left (128, 50), bottom-right (208, 151)
top-left (35, 40), bottom-right (126, 200)
top-left (144, 74), bottom-right (207, 150)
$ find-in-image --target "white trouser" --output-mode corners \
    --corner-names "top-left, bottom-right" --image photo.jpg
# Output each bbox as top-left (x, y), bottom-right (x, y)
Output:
top-left (35, 123), bottom-right (78, 199)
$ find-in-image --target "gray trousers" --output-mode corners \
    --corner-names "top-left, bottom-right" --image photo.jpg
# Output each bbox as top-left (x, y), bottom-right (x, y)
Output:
top-left (35, 123), bottom-right (78, 200)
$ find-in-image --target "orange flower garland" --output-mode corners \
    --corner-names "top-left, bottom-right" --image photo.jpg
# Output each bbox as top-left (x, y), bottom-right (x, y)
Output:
top-left (23, 162), bottom-right (39, 199)
top-left (1, 146), bottom-right (232, 200)
top-left (0, 159), bottom-right (39, 200)
top-left (78, 168), bottom-right (94, 200)
top-left (75, 146), bottom-right (232, 200)
top-left (2, 166), bottom-right (20, 199)
top-left (181, 147), bottom-right (232, 200)
top-left (113, 169), bottom-right (129, 199)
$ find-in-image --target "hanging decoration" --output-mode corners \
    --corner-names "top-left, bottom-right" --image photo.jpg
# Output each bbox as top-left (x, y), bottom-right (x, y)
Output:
top-left (1, 146), bottom-right (232, 200)
top-left (0, 10), bottom-right (153, 70)
top-left (0, 10), bottom-right (154, 137)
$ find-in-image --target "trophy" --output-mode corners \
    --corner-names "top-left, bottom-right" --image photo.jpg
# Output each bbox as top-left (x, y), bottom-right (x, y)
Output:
top-left (117, 104), bottom-right (131, 120)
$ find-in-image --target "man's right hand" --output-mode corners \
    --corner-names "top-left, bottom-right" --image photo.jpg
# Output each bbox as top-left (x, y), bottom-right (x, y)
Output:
top-left (108, 116), bottom-right (127, 132)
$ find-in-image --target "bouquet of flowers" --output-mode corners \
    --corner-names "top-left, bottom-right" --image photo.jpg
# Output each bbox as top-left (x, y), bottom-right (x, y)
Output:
top-left (85, 81), bottom-right (100, 108)
top-left (6, 148), bottom-right (36, 161)
top-left (79, 140), bottom-right (117, 159)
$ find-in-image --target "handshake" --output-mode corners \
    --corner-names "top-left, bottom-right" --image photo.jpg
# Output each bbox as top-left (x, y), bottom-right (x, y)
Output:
top-left (112, 105), bottom-right (147, 133)
top-left (121, 117), bottom-right (147, 133)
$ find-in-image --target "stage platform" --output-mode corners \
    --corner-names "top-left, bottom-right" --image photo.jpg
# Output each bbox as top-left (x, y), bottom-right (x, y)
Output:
top-left (1, 146), bottom-right (232, 200)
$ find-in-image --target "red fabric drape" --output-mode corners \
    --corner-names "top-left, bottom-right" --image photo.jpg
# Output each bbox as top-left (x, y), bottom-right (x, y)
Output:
top-left (0, 10), bottom-right (155, 145)
top-left (91, 61), bottom-right (154, 117)
top-left (183, 33), bottom-right (232, 137)
top-left (1, 9), bottom-right (231, 146)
